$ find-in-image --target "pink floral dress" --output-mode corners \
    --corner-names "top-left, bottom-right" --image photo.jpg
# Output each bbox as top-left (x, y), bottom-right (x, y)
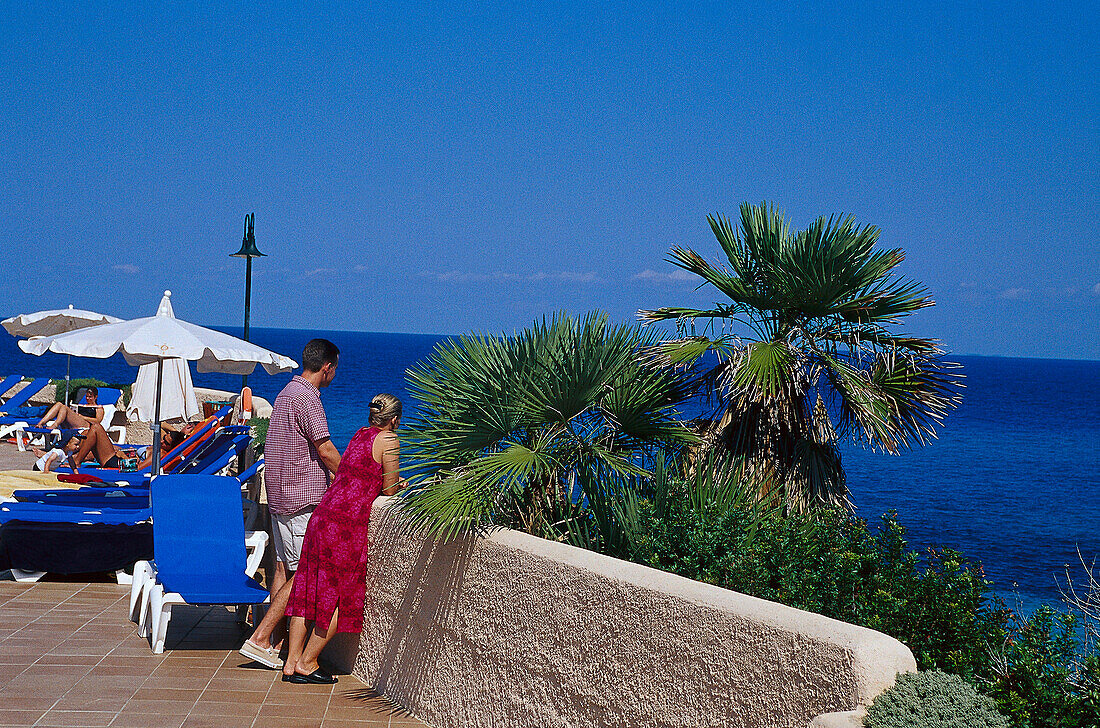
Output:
top-left (284, 426), bottom-right (385, 633)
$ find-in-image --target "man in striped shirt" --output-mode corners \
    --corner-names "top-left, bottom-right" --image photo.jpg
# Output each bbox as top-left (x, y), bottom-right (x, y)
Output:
top-left (241, 338), bottom-right (341, 669)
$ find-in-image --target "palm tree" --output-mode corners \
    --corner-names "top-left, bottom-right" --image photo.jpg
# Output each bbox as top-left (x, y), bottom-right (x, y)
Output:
top-left (640, 202), bottom-right (963, 511)
top-left (397, 311), bottom-right (697, 541)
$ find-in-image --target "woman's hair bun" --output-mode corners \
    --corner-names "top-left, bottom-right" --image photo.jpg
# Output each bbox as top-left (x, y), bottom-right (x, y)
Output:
top-left (369, 394), bottom-right (402, 426)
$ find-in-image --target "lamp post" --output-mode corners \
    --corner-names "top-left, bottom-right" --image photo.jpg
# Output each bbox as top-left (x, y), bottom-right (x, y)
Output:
top-left (231, 213), bottom-right (265, 389)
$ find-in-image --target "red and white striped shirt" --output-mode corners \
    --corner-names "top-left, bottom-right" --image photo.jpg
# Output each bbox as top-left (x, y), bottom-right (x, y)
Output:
top-left (265, 375), bottom-right (332, 515)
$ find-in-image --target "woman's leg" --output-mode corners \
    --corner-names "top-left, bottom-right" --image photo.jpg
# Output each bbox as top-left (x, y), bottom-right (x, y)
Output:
top-left (37, 405), bottom-right (88, 429)
top-left (296, 608), bottom-right (339, 675)
top-left (35, 403), bottom-right (64, 427)
top-left (68, 432), bottom-right (97, 468)
top-left (81, 424), bottom-right (116, 465)
top-left (283, 616), bottom-right (309, 677)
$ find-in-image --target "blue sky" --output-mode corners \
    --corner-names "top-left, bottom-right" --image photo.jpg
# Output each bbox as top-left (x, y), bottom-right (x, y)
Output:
top-left (2, 2), bottom-right (1097, 359)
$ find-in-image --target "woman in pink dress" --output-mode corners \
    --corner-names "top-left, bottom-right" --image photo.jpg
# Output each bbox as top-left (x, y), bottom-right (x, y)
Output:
top-left (281, 393), bottom-right (403, 684)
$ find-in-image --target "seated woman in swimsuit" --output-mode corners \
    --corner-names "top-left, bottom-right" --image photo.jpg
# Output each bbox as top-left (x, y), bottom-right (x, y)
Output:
top-left (65, 422), bottom-right (129, 470)
top-left (35, 386), bottom-right (105, 429)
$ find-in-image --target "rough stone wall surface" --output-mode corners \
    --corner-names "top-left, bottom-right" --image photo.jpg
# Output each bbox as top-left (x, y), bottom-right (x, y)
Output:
top-left (331, 499), bottom-right (915, 728)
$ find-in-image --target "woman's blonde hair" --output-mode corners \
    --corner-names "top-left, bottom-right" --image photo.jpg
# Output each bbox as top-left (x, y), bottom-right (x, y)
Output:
top-left (369, 393), bottom-right (402, 427)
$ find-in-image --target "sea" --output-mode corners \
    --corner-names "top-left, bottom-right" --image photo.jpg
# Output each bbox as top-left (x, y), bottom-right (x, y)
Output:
top-left (2, 326), bottom-right (1097, 614)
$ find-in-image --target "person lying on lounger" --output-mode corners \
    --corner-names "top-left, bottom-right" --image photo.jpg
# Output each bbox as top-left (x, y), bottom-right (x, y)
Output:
top-left (134, 429), bottom-right (185, 471)
top-left (35, 386), bottom-right (105, 429)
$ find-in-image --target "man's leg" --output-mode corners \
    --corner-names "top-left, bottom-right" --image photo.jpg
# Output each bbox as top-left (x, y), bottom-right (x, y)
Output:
top-left (248, 569), bottom-right (294, 649)
top-left (264, 559), bottom-right (288, 647)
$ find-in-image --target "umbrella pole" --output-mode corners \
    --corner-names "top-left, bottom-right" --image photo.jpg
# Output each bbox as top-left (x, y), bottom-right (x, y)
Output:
top-left (64, 355), bottom-right (71, 406)
top-left (151, 359), bottom-right (164, 478)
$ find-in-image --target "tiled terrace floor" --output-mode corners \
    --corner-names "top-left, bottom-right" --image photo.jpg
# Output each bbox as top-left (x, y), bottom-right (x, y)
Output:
top-left (0, 580), bottom-right (430, 728)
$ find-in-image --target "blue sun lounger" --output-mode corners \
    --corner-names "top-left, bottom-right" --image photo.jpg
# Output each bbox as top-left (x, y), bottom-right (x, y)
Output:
top-left (78, 428), bottom-right (250, 488)
top-left (0, 376), bottom-right (22, 399)
top-left (13, 457), bottom-right (263, 509)
top-left (146, 474), bottom-right (269, 653)
top-left (12, 485), bottom-right (152, 505)
top-left (0, 502), bottom-right (151, 526)
top-left (53, 406), bottom-right (235, 482)
top-left (11, 388), bottom-right (124, 449)
top-left (0, 378), bottom-right (52, 417)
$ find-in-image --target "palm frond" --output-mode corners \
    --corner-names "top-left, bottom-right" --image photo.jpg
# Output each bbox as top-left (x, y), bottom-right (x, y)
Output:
top-left (638, 202), bottom-right (964, 511)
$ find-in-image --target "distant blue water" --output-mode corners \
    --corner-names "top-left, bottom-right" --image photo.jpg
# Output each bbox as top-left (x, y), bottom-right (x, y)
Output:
top-left (2, 327), bottom-right (1097, 611)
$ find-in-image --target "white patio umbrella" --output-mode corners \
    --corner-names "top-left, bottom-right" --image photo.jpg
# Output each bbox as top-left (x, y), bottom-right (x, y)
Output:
top-left (128, 360), bottom-right (201, 424)
top-left (126, 293), bottom-right (201, 424)
top-left (20, 290), bottom-right (297, 476)
top-left (2, 305), bottom-right (124, 405)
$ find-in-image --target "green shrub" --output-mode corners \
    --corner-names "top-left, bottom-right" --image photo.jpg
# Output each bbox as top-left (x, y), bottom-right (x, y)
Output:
top-left (983, 607), bottom-right (1100, 728)
top-left (51, 378), bottom-right (132, 407)
top-left (624, 480), bottom-right (1100, 727)
top-left (631, 496), bottom-right (1007, 679)
top-left (247, 417), bottom-right (269, 455)
top-left (864, 671), bottom-right (1008, 728)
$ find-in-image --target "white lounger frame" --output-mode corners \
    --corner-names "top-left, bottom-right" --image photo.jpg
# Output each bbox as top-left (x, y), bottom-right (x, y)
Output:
top-left (133, 530), bottom-right (268, 653)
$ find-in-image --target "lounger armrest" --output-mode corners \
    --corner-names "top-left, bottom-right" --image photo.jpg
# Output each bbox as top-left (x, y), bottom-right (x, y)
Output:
top-left (236, 459), bottom-right (265, 483)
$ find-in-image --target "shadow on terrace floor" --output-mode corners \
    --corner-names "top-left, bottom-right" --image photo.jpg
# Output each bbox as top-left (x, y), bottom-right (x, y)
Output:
top-left (0, 578), bottom-right (431, 728)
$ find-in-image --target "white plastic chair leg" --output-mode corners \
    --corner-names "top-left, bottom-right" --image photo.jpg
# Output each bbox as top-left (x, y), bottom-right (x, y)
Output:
top-left (128, 561), bottom-right (154, 622)
top-left (11, 424), bottom-right (32, 452)
top-left (115, 569), bottom-right (133, 585)
top-left (149, 584), bottom-right (166, 652)
top-left (136, 578), bottom-right (156, 639)
top-left (150, 585), bottom-right (188, 654)
top-left (10, 569), bottom-right (45, 582)
top-left (243, 531), bottom-right (267, 578)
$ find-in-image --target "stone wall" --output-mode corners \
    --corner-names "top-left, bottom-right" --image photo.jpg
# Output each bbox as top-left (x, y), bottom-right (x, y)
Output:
top-left (328, 498), bottom-right (916, 728)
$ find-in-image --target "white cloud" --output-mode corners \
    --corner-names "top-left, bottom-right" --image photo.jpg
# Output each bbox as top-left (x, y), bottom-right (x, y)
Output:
top-left (420, 270), bottom-right (599, 284)
top-left (303, 268), bottom-right (336, 278)
top-left (528, 271), bottom-right (600, 283)
top-left (1093, 282), bottom-right (1100, 296)
top-left (112, 264), bottom-right (140, 274)
top-left (634, 268), bottom-right (695, 283)
top-left (997, 287), bottom-right (1030, 300)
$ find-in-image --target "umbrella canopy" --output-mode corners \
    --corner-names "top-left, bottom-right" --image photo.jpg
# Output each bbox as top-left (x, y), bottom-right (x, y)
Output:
top-left (2, 305), bottom-right (123, 338)
top-left (19, 291), bottom-right (297, 375)
top-left (20, 290), bottom-right (297, 475)
top-left (128, 358), bottom-right (201, 423)
top-left (125, 296), bottom-right (200, 423)
top-left (3, 305), bottom-right (125, 405)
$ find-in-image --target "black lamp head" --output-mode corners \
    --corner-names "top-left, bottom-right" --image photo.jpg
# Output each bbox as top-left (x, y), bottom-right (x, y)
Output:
top-left (231, 212), bottom-right (266, 258)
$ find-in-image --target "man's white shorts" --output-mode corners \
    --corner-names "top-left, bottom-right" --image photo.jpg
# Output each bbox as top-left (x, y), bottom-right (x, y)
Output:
top-left (271, 506), bottom-right (315, 572)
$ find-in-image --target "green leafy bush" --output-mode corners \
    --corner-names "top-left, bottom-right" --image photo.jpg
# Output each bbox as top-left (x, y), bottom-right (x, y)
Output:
top-left (51, 378), bottom-right (132, 407)
top-left (631, 494), bottom-right (1007, 679)
top-left (984, 607), bottom-right (1100, 728)
top-left (864, 670), bottom-right (1008, 728)
top-left (622, 477), bottom-right (1099, 726)
top-left (247, 417), bottom-right (269, 455)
